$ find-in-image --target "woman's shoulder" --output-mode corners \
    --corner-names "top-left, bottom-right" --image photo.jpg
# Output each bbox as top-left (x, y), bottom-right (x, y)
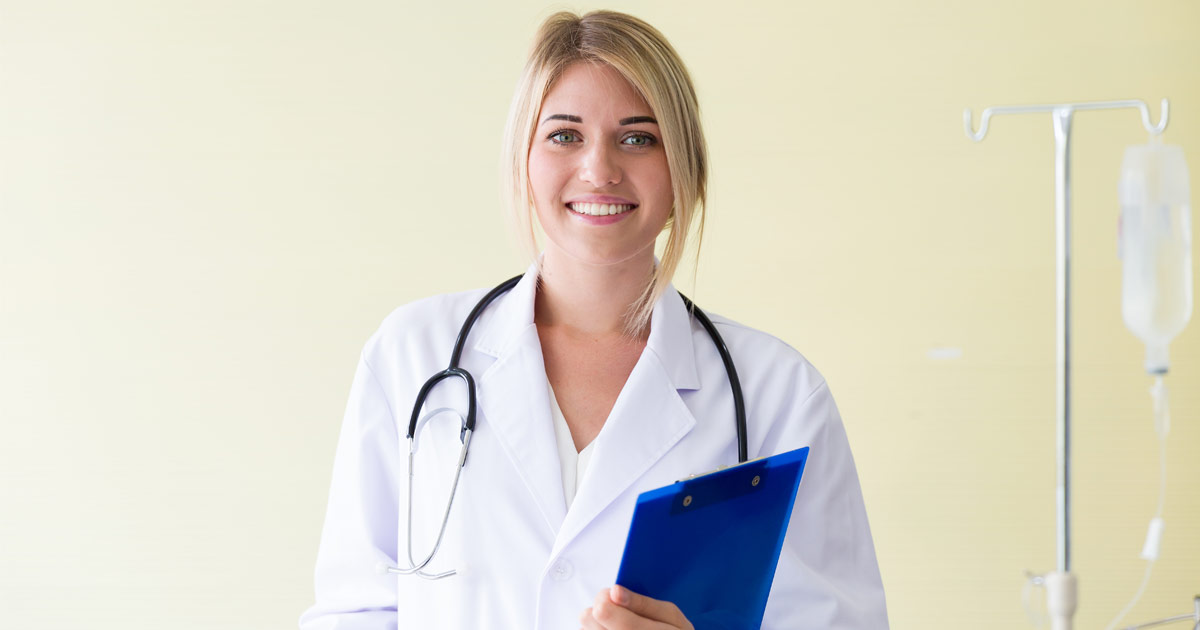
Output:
top-left (380, 287), bottom-right (493, 331)
top-left (668, 304), bottom-right (846, 467)
top-left (694, 309), bottom-right (831, 409)
top-left (360, 286), bottom-right (495, 366)
top-left (691, 310), bottom-right (852, 466)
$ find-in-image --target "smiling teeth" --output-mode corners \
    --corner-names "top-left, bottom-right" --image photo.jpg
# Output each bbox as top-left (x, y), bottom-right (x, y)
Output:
top-left (569, 202), bottom-right (635, 216)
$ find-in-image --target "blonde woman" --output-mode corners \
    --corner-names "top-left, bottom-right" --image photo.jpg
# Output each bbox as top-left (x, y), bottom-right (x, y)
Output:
top-left (301, 10), bottom-right (887, 630)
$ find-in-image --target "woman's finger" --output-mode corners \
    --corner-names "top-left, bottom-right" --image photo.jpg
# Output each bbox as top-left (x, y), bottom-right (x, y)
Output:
top-left (586, 586), bottom-right (692, 629)
top-left (579, 606), bottom-right (605, 630)
top-left (606, 585), bottom-right (693, 629)
top-left (591, 599), bottom-right (671, 629)
top-left (589, 590), bottom-right (639, 630)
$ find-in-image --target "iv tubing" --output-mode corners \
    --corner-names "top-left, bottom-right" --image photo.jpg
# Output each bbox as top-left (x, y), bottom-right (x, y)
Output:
top-left (1104, 376), bottom-right (1170, 630)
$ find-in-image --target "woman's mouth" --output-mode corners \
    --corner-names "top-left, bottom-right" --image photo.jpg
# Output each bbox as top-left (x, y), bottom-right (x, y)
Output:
top-left (567, 202), bottom-right (637, 217)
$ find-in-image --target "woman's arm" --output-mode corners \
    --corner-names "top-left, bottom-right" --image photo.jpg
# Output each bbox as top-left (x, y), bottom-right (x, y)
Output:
top-left (762, 380), bottom-right (889, 629)
top-left (299, 354), bottom-right (401, 630)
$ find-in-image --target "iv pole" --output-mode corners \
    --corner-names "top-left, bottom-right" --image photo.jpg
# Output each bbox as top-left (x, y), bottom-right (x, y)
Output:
top-left (963, 98), bottom-right (1170, 630)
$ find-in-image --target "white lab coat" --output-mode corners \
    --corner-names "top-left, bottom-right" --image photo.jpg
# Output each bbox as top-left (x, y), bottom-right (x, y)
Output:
top-left (300, 266), bottom-right (888, 629)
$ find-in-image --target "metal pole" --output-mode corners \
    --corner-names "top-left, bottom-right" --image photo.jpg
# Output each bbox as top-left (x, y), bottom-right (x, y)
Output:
top-left (1052, 107), bottom-right (1073, 573)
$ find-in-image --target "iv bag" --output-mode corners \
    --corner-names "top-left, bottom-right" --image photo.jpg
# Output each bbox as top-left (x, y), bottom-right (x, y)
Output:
top-left (1118, 141), bottom-right (1193, 374)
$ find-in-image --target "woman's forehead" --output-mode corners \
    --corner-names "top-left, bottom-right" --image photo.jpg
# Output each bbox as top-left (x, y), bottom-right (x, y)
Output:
top-left (539, 62), bottom-right (653, 121)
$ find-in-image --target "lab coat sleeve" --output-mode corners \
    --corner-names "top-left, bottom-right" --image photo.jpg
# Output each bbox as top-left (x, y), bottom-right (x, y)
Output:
top-left (299, 353), bottom-right (401, 630)
top-left (762, 380), bottom-right (889, 629)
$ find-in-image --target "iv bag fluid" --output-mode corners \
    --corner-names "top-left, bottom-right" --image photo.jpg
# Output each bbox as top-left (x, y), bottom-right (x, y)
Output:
top-left (1119, 142), bottom-right (1193, 374)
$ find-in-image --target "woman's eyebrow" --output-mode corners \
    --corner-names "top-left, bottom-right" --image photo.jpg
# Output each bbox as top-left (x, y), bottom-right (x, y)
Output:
top-left (618, 116), bottom-right (657, 125)
top-left (539, 114), bottom-right (659, 125)
top-left (542, 114), bottom-right (582, 124)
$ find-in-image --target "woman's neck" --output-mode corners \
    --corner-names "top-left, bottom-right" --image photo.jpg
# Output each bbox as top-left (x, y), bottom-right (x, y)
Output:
top-left (534, 245), bottom-right (655, 339)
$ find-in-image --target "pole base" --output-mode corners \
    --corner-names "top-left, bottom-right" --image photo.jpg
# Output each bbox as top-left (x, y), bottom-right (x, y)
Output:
top-left (1045, 571), bottom-right (1078, 630)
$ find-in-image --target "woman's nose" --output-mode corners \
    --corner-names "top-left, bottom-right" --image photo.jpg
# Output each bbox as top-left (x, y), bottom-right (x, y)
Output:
top-left (578, 142), bottom-right (622, 187)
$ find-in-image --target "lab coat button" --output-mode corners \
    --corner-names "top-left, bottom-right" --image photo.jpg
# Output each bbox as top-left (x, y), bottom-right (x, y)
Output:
top-left (550, 559), bottom-right (574, 582)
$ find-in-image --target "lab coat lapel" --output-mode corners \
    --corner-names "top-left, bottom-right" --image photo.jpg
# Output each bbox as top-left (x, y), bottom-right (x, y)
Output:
top-left (553, 288), bottom-right (701, 553)
top-left (473, 266), bottom-right (569, 537)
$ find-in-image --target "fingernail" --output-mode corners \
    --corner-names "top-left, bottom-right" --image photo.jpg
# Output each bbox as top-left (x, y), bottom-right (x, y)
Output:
top-left (611, 584), bottom-right (630, 605)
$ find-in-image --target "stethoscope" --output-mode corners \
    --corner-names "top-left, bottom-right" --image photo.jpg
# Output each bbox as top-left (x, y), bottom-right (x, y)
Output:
top-left (379, 274), bottom-right (747, 580)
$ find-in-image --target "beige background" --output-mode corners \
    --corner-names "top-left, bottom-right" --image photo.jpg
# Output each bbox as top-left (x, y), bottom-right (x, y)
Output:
top-left (2, 1), bottom-right (1197, 628)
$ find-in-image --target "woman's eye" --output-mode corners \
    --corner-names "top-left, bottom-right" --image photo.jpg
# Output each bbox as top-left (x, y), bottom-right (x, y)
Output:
top-left (549, 130), bottom-right (580, 144)
top-left (622, 133), bottom-right (656, 147)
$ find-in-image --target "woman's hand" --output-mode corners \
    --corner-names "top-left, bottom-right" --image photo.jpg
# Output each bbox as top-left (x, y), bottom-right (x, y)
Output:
top-left (579, 585), bottom-right (695, 630)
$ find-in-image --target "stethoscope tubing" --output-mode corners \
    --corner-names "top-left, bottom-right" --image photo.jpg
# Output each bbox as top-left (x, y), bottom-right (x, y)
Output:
top-left (677, 293), bottom-right (748, 464)
top-left (409, 273), bottom-right (749, 461)
top-left (390, 274), bottom-right (749, 580)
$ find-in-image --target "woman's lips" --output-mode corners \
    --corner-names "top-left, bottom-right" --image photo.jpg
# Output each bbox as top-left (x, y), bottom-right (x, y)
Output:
top-left (565, 194), bottom-right (637, 206)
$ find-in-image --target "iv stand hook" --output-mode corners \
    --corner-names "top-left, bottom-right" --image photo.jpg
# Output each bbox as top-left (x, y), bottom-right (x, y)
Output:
top-left (963, 98), bottom-right (1169, 142)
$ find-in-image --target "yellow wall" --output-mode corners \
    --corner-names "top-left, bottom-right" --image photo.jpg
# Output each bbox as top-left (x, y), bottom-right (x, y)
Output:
top-left (1, 1), bottom-right (1196, 628)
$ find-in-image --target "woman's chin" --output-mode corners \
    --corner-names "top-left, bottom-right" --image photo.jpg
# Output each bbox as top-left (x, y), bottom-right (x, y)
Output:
top-left (541, 241), bottom-right (657, 270)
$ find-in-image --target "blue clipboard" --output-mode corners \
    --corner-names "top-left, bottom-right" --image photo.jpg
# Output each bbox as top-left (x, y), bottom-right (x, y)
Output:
top-left (614, 447), bottom-right (810, 630)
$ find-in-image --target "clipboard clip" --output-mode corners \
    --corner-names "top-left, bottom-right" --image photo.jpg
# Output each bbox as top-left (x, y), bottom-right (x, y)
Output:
top-left (675, 454), bottom-right (770, 484)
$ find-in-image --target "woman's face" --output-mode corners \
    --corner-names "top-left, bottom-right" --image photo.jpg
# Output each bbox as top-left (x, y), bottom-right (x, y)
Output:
top-left (527, 62), bottom-right (674, 268)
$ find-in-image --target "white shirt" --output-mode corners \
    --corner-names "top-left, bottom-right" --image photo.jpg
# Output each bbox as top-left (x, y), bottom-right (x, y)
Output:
top-left (548, 384), bottom-right (595, 509)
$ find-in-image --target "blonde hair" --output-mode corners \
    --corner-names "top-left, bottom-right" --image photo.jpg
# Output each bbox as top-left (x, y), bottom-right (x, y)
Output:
top-left (500, 10), bottom-right (708, 335)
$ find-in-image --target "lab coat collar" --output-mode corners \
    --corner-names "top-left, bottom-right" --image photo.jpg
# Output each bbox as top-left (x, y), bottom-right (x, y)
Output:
top-left (552, 343), bottom-right (698, 554)
top-left (471, 261), bottom-right (703, 545)
top-left (644, 280), bottom-right (701, 391)
top-left (471, 261), bottom-right (540, 360)
top-left (472, 261), bottom-right (701, 391)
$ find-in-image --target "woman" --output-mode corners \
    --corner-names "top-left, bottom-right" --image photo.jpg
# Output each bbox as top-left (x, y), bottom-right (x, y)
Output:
top-left (300, 10), bottom-right (887, 630)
